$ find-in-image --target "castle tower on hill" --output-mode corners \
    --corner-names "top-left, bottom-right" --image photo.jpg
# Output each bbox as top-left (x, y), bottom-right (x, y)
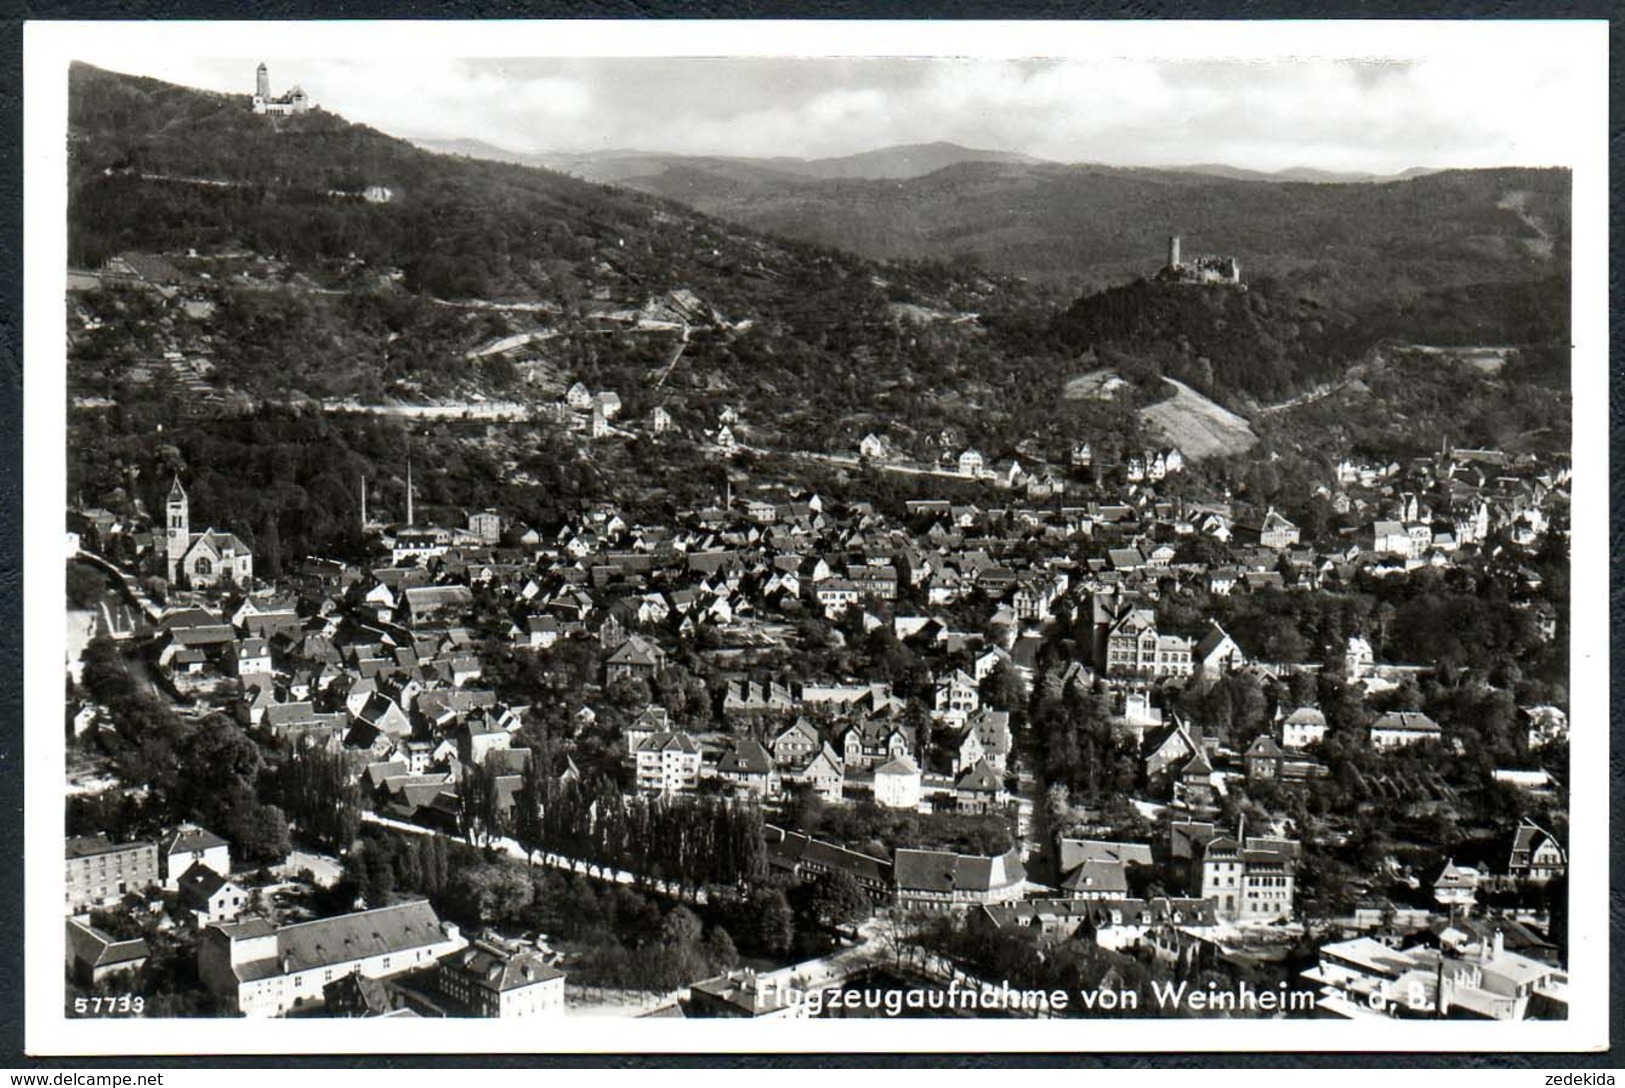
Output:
top-left (251, 62), bottom-right (311, 116)
top-left (1158, 234), bottom-right (1243, 288)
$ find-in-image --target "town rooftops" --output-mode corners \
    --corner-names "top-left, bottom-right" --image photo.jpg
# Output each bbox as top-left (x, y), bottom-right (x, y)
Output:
top-left (402, 585), bottom-right (474, 610)
top-left (1318, 936), bottom-right (1419, 979)
top-left (873, 753), bottom-right (920, 777)
top-left (1247, 735), bottom-right (1284, 758)
top-left (980, 896), bottom-right (1214, 931)
top-left (637, 731), bottom-right (700, 755)
top-left (954, 761), bottom-right (1002, 794)
top-left (1511, 819), bottom-right (1562, 857)
top-left (607, 635), bottom-right (663, 666)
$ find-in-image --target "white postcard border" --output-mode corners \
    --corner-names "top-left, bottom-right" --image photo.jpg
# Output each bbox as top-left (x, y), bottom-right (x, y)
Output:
top-left (23, 17), bottom-right (1610, 1055)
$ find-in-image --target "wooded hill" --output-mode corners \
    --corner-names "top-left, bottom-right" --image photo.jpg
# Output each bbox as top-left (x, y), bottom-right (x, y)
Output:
top-left (525, 149), bottom-right (1570, 304)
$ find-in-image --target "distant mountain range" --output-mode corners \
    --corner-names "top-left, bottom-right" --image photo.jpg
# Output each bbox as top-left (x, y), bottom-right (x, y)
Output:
top-left (412, 137), bottom-right (1560, 292)
top-left (412, 136), bottom-right (1440, 188)
top-left (411, 138), bottom-right (1046, 184)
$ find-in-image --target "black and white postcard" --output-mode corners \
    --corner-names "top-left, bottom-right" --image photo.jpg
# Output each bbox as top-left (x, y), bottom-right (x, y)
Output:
top-left (22, 19), bottom-right (1609, 1054)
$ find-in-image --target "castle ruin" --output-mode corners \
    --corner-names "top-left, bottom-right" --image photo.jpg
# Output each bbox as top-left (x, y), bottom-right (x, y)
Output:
top-left (1158, 235), bottom-right (1242, 287)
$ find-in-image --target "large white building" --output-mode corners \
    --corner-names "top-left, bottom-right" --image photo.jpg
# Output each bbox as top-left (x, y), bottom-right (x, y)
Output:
top-left (198, 901), bottom-right (465, 1017)
top-left (251, 63), bottom-right (311, 116)
top-left (873, 754), bottom-right (922, 809)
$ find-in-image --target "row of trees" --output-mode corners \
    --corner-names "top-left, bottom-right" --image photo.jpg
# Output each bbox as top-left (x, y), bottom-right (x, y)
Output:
top-left (488, 768), bottom-right (770, 896)
top-left (264, 742), bottom-right (363, 854)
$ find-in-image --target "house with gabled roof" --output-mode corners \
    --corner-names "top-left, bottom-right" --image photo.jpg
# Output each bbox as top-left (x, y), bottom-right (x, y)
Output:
top-left (764, 825), bottom-right (892, 902)
top-left (1192, 622), bottom-right (1244, 675)
top-left (1245, 734), bottom-right (1284, 782)
top-left (177, 861), bottom-right (247, 928)
top-left (718, 739), bottom-right (777, 798)
top-left (1508, 820), bottom-right (1566, 885)
top-left (1370, 711), bottom-right (1442, 751)
top-left (1175, 747), bottom-right (1218, 813)
top-left (1280, 706), bottom-right (1327, 749)
top-left (159, 825), bottom-right (231, 890)
top-left (769, 718), bottom-right (822, 769)
top-left (1200, 833), bottom-right (1298, 922)
top-left (67, 918), bottom-right (149, 988)
top-left (872, 753), bottom-right (922, 809)
top-left (953, 759), bottom-right (1005, 814)
top-left (632, 731), bottom-right (701, 796)
top-left (782, 742), bottom-right (844, 804)
top-left (1055, 839), bottom-right (1154, 901)
top-left (1434, 859), bottom-right (1482, 911)
top-left (604, 635), bottom-right (666, 683)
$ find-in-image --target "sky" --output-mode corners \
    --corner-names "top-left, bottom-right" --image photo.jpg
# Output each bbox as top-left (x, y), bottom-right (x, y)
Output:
top-left (78, 32), bottom-right (1591, 174)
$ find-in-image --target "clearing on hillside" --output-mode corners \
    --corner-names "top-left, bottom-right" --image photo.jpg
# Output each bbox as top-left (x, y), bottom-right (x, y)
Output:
top-left (1063, 369), bottom-right (1131, 400)
top-left (1139, 377), bottom-right (1257, 461)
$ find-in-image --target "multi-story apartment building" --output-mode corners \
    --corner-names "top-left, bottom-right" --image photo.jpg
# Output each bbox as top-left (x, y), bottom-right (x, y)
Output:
top-left (1200, 835), bottom-right (1298, 923)
top-left (436, 939), bottom-right (565, 1018)
top-left (1105, 608), bottom-right (1194, 678)
top-left (632, 731), bottom-right (702, 795)
top-left (66, 835), bottom-right (158, 913)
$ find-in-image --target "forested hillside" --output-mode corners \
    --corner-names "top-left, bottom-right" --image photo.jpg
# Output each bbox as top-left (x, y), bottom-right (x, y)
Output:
top-left (559, 152), bottom-right (1570, 303)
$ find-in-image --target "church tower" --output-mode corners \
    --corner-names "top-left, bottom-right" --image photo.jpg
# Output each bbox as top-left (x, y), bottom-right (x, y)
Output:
top-left (166, 477), bottom-right (190, 583)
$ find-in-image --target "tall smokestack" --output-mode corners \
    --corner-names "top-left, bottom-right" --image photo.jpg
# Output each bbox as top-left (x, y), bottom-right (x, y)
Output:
top-left (1168, 235), bottom-right (1182, 268)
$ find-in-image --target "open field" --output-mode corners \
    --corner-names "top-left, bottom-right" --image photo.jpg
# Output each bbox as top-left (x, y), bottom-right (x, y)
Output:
top-left (1139, 377), bottom-right (1258, 460)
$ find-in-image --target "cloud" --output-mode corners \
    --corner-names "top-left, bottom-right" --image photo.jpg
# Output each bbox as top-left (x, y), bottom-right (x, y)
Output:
top-left (81, 49), bottom-right (1587, 173)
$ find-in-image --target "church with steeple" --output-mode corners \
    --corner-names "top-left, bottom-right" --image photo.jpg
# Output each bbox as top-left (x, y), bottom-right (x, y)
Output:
top-left (165, 478), bottom-right (254, 588)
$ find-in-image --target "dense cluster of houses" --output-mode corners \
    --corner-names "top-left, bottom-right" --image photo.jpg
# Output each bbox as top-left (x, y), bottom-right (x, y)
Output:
top-left (64, 415), bottom-right (1568, 1018)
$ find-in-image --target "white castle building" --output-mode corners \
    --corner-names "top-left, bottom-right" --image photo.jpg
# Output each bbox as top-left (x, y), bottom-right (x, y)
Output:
top-left (252, 63), bottom-right (311, 116)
